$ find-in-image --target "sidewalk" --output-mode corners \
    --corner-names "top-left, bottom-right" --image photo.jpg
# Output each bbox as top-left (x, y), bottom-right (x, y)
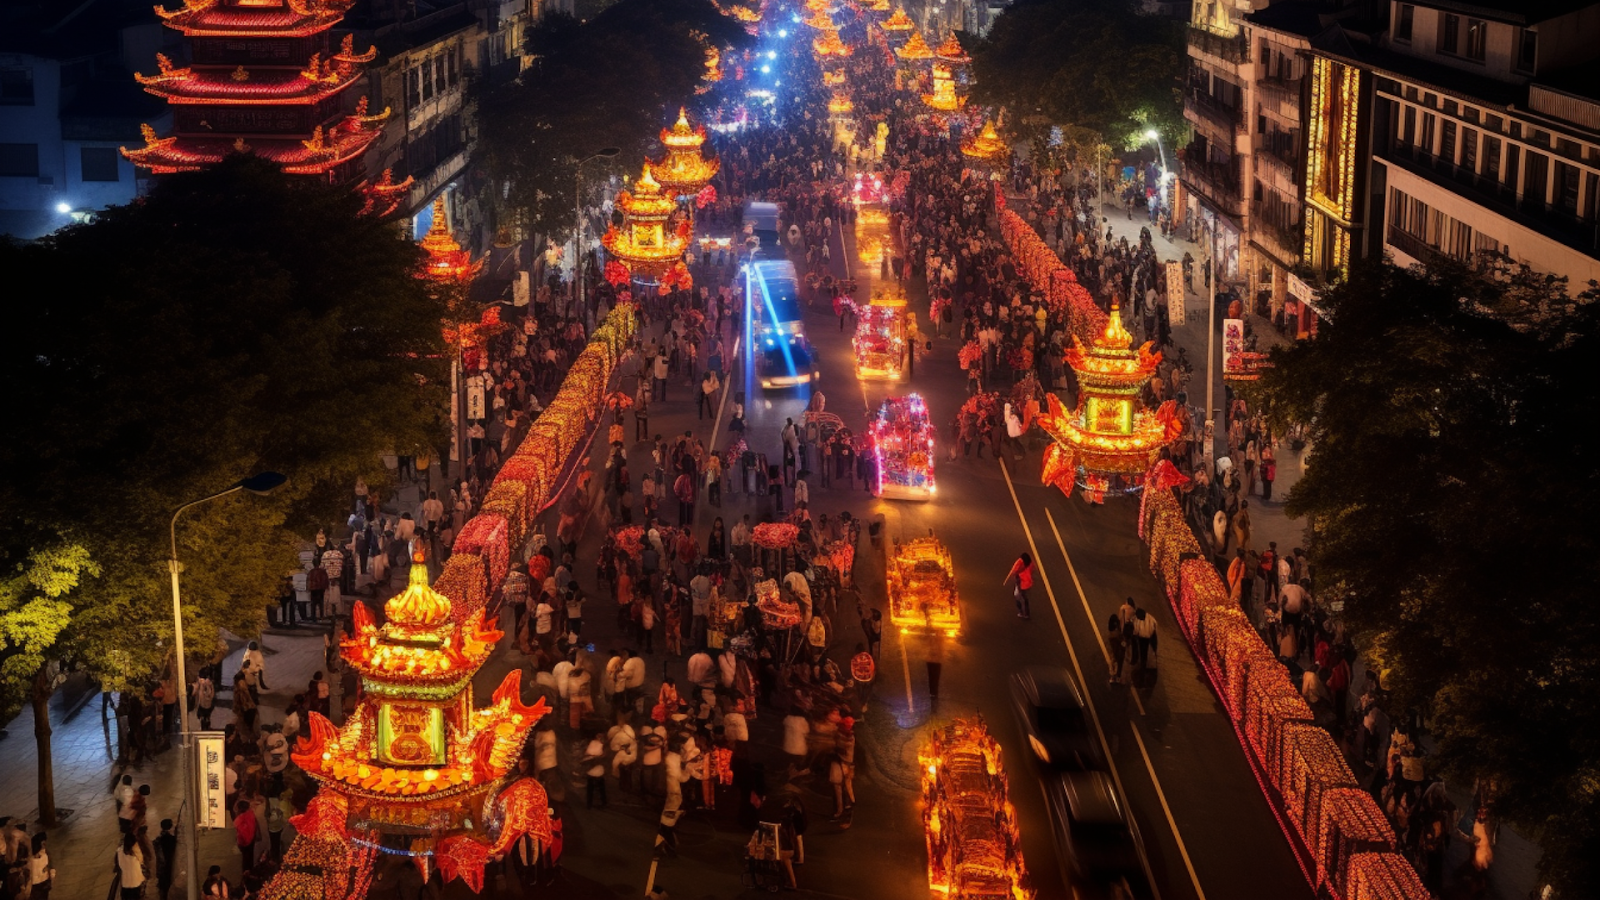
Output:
top-left (1017, 198), bottom-right (1543, 900)
top-left (0, 629), bottom-right (334, 898)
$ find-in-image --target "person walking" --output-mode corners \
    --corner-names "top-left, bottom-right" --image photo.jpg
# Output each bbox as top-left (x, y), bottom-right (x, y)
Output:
top-left (1131, 608), bottom-right (1157, 671)
top-left (1003, 552), bottom-right (1034, 619)
top-left (232, 800), bottom-right (257, 874)
top-left (583, 733), bottom-right (609, 809)
top-left (153, 819), bottom-right (177, 900)
top-left (1106, 614), bottom-right (1127, 684)
top-left (28, 833), bottom-right (53, 900)
top-left (112, 833), bottom-right (145, 900)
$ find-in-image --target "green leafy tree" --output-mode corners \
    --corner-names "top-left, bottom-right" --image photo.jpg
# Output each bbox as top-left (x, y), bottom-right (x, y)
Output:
top-left (476, 0), bottom-right (752, 235)
top-left (0, 156), bottom-right (449, 823)
top-left (1251, 256), bottom-right (1600, 896)
top-left (970, 0), bottom-right (1185, 151)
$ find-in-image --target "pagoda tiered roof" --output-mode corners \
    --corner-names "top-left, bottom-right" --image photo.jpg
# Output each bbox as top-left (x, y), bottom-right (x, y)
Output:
top-left (155, 0), bottom-right (356, 37)
top-left (121, 104), bottom-right (387, 173)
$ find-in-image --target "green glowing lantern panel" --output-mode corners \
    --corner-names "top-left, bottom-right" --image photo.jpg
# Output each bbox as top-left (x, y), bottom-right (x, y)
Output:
top-left (377, 702), bottom-right (446, 766)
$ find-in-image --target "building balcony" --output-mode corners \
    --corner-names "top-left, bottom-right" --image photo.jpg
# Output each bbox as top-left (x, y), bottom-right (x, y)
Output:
top-left (1189, 25), bottom-right (1250, 65)
top-left (1251, 199), bottom-right (1303, 262)
top-left (1384, 225), bottom-right (1449, 264)
top-left (1183, 89), bottom-right (1244, 135)
top-left (1381, 142), bottom-right (1600, 260)
top-left (1182, 148), bottom-right (1245, 217)
top-left (1256, 75), bottom-right (1301, 109)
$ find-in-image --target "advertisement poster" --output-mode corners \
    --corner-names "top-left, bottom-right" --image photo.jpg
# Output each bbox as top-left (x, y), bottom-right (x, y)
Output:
top-left (1222, 318), bottom-right (1246, 378)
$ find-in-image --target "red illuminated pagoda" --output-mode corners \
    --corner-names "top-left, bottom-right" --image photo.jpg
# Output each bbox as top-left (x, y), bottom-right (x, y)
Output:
top-left (122, 0), bottom-right (389, 183)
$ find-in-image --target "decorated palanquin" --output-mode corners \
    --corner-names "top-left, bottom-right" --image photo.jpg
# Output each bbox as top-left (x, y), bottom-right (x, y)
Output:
top-left (268, 553), bottom-right (551, 896)
top-left (920, 718), bottom-right (1032, 900)
top-left (1038, 304), bottom-right (1169, 503)
top-left (888, 535), bottom-right (960, 637)
top-left (853, 292), bottom-right (908, 381)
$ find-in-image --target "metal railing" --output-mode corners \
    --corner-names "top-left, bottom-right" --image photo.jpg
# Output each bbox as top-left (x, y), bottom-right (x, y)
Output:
top-left (1189, 25), bottom-right (1250, 64)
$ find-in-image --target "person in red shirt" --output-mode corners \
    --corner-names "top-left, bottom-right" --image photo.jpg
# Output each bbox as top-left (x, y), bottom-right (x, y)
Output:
top-left (232, 800), bottom-right (257, 873)
top-left (1004, 552), bottom-right (1034, 619)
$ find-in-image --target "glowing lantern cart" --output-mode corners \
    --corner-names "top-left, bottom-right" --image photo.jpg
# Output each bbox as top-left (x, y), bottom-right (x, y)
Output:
top-left (854, 292), bottom-right (908, 381)
top-left (888, 534), bottom-right (961, 637)
top-left (920, 717), bottom-right (1033, 900)
top-left (870, 393), bottom-right (937, 500)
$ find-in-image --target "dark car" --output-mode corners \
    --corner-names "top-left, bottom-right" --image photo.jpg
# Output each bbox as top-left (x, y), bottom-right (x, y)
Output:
top-left (1043, 771), bottom-right (1155, 896)
top-left (1009, 666), bottom-right (1100, 771)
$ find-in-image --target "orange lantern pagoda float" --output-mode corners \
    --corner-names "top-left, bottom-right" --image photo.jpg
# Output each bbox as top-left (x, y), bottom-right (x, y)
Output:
top-left (813, 26), bottom-right (854, 56)
top-left (648, 109), bottom-right (719, 198)
top-left (419, 196), bottom-right (483, 284)
top-left (881, 7), bottom-right (915, 31)
top-left (961, 119), bottom-right (1010, 162)
top-left (934, 30), bottom-right (971, 66)
top-left (265, 553), bottom-right (551, 897)
top-left (602, 165), bottom-right (690, 280)
top-left (1038, 303), bottom-right (1169, 503)
top-left (896, 30), bottom-right (934, 60)
top-left (922, 63), bottom-right (966, 111)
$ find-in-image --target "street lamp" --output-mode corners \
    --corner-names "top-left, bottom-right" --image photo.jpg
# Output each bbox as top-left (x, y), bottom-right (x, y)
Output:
top-left (573, 147), bottom-right (622, 323)
top-left (169, 471), bottom-right (287, 900)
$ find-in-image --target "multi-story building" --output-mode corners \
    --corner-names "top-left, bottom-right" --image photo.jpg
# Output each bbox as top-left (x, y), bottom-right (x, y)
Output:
top-left (1179, 0), bottom-right (1260, 290)
top-left (0, 0), bottom-right (173, 238)
top-left (1363, 0), bottom-right (1600, 290)
top-left (358, 4), bottom-right (483, 241)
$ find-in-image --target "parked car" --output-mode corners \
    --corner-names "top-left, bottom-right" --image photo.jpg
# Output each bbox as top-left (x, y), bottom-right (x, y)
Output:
top-left (1008, 666), bottom-right (1100, 770)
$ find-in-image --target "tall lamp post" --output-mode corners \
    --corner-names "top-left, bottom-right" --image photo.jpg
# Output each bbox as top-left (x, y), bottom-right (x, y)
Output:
top-left (169, 471), bottom-right (287, 900)
top-left (573, 147), bottom-right (622, 321)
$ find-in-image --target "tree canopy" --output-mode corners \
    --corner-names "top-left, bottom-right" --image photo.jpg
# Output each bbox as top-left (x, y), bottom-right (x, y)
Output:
top-left (476, 0), bottom-right (753, 233)
top-left (969, 0), bottom-right (1185, 151)
top-left (1251, 256), bottom-right (1600, 896)
top-left (0, 156), bottom-right (449, 720)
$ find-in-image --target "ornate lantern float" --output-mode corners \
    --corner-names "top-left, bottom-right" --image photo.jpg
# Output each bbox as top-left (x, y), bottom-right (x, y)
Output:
top-left (881, 7), bottom-right (915, 31)
top-left (419, 196), bottom-right (483, 284)
top-left (922, 63), bottom-right (965, 111)
top-left (933, 30), bottom-right (970, 66)
top-left (648, 108), bottom-right (719, 198)
top-left (1038, 304), bottom-right (1170, 503)
top-left (602, 165), bottom-right (689, 279)
top-left (896, 30), bottom-right (934, 60)
top-left (961, 119), bottom-right (1009, 162)
top-left (278, 552), bottom-right (552, 895)
top-left (813, 26), bottom-right (853, 56)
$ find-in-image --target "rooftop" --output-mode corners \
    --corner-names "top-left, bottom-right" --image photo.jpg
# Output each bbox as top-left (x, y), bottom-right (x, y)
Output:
top-left (1399, 0), bottom-right (1600, 25)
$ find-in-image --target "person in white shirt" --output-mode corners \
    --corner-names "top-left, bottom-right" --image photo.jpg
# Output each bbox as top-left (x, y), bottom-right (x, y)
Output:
top-left (730, 516), bottom-right (752, 564)
top-left (28, 832), bottom-right (52, 898)
top-left (243, 641), bottom-right (268, 690)
top-left (622, 651), bottom-right (647, 710)
top-left (582, 734), bottom-right (609, 809)
top-left (115, 833), bottom-right (145, 898)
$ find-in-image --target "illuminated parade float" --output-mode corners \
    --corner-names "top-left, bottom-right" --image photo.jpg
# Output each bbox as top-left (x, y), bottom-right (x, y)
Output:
top-left (602, 165), bottom-right (692, 287)
top-left (853, 292), bottom-right (908, 380)
top-left (648, 109), bottom-right (720, 199)
top-left (871, 394), bottom-right (937, 500)
top-left (1039, 304), bottom-right (1168, 503)
top-left (920, 718), bottom-right (1032, 900)
top-left (881, 7), bottom-right (915, 32)
top-left (895, 30), bottom-right (935, 61)
top-left (263, 552), bottom-right (551, 897)
top-left (888, 534), bottom-right (961, 637)
top-left (961, 119), bottom-right (1010, 164)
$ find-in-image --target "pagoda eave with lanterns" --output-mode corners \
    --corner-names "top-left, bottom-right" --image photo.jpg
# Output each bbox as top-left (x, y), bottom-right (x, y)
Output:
top-left (122, 0), bottom-right (390, 185)
top-left (648, 108), bottom-right (720, 198)
top-left (1039, 304), bottom-right (1169, 502)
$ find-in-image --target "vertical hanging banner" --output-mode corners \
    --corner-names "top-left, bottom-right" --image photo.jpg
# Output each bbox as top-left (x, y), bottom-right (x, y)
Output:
top-left (1222, 318), bottom-right (1246, 378)
top-left (195, 731), bottom-right (227, 828)
top-left (1165, 260), bottom-right (1185, 325)
top-left (466, 374), bottom-right (487, 421)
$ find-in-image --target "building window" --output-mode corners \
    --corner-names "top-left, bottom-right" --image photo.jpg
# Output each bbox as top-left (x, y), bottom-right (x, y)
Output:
top-left (1440, 120), bottom-right (1457, 163)
top-left (1396, 3), bottom-right (1413, 41)
top-left (80, 147), bottom-right (119, 182)
top-left (1461, 127), bottom-right (1477, 173)
top-left (1421, 112), bottom-right (1436, 155)
top-left (1504, 143), bottom-right (1520, 192)
top-left (1440, 14), bottom-right (1460, 55)
top-left (1556, 162), bottom-right (1579, 214)
top-left (407, 66), bottom-right (421, 106)
top-left (447, 47), bottom-right (458, 86)
top-left (0, 68), bottom-right (33, 105)
top-left (0, 142), bottom-right (40, 177)
top-left (1483, 136), bottom-right (1501, 181)
top-left (1464, 18), bottom-right (1487, 61)
top-left (422, 60), bottom-right (434, 101)
top-left (1515, 28), bottom-right (1536, 72)
top-left (1401, 104), bottom-right (1416, 146)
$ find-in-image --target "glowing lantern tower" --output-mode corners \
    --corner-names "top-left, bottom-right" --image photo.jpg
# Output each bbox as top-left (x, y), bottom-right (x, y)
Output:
top-left (1038, 304), bottom-right (1169, 503)
top-left (896, 30), bottom-right (934, 60)
top-left (961, 119), bottom-right (1009, 162)
top-left (648, 109), bottom-right (719, 199)
top-left (269, 553), bottom-right (551, 896)
top-left (420, 196), bottom-right (482, 284)
top-left (881, 7), bottom-right (915, 32)
top-left (122, 0), bottom-right (389, 183)
top-left (603, 165), bottom-right (690, 280)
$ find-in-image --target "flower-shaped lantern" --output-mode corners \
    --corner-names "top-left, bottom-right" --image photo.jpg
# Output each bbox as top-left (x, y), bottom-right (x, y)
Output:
top-left (1038, 303), bottom-right (1170, 502)
top-left (648, 108), bottom-right (720, 198)
top-left (602, 165), bottom-right (688, 278)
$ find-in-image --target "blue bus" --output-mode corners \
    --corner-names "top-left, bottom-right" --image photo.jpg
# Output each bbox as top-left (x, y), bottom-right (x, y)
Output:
top-left (745, 258), bottom-right (817, 389)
